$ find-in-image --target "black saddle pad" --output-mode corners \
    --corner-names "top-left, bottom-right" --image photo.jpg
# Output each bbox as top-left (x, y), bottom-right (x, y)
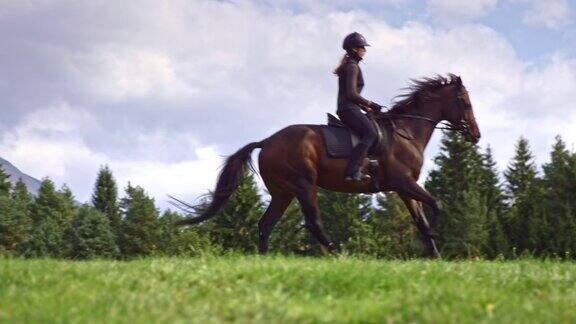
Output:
top-left (319, 125), bottom-right (354, 158)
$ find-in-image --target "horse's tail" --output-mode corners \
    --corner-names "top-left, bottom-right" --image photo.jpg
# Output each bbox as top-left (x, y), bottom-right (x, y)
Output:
top-left (175, 141), bottom-right (263, 226)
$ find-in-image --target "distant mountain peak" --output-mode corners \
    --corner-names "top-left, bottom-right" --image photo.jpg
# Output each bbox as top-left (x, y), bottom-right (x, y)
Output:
top-left (0, 157), bottom-right (42, 196)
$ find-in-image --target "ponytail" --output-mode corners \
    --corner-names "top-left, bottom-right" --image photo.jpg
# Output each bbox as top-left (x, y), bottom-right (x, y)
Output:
top-left (333, 53), bottom-right (348, 75)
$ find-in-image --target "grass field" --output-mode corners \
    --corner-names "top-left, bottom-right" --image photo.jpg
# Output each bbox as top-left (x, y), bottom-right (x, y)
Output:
top-left (1, 255), bottom-right (575, 323)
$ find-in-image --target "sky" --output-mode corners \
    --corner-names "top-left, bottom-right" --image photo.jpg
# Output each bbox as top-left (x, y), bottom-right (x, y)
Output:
top-left (0, 0), bottom-right (575, 209)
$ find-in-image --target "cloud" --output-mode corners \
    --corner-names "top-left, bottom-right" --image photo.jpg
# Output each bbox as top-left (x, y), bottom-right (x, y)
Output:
top-left (515, 0), bottom-right (571, 29)
top-left (1, 0), bottom-right (575, 208)
top-left (0, 103), bottom-right (107, 196)
top-left (0, 102), bottom-right (223, 207)
top-left (426, 0), bottom-right (498, 22)
top-left (74, 47), bottom-right (198, 102)
top-left (111, 146), bottom-right (223, 208)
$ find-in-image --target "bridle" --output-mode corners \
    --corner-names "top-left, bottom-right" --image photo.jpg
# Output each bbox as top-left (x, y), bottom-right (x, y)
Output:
top-left (444, 87), bottom-right (473, 133)
top-left (374, 87), bottom-right (473, 135)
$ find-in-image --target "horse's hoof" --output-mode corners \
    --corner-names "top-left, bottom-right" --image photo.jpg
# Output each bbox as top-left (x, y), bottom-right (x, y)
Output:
top-left (327, 242), bottom-right (340, 254)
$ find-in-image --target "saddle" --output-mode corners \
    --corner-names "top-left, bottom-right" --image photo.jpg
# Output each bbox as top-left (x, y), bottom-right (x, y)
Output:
top-left (318, 113), bottom-right (385, 192)
top-left (319, 113), bottom-right (415, 192)
top-left (319, 113), bottom-right (387, 159)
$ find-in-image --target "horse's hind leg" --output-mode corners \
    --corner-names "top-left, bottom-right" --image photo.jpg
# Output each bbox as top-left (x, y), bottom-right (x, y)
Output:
top-left (258, 192), bottom-right (293, 254)
top-left (296, 184), bottom-right (336, 252)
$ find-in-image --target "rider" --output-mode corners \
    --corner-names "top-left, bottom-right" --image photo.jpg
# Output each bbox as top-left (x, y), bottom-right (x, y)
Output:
top-left (334, 32), bottom-right (384, 182)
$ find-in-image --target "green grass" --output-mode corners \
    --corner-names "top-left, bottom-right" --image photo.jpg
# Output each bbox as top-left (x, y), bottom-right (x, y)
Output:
top-left (1, 255), bottom-right (575, 323)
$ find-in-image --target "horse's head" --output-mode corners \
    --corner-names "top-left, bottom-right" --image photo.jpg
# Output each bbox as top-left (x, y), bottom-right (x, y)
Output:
top-left (387, 74), bottom-right (481, 143)
top-left (437, 76), bottom-right (481, 143)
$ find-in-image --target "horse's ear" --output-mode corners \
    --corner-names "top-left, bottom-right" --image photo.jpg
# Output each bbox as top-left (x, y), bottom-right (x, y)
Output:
top-left (456, 76), bottom-right (462, 86)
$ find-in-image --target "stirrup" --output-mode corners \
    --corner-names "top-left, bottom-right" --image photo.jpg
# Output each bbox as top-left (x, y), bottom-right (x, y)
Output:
top-left (345, 171), bottom-right (371, 182)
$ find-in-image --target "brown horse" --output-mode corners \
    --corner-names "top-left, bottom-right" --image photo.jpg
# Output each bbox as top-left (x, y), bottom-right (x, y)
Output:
top-left (176, 74), bottom-right (480, 257)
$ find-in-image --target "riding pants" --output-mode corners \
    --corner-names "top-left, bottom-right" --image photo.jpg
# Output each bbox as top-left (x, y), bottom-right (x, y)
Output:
top-left (337, 108), bottom-right (378, 148)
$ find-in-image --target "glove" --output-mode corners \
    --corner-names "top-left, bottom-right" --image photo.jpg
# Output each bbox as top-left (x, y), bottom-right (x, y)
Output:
top-left (369, 102), bottom-right (383, 112)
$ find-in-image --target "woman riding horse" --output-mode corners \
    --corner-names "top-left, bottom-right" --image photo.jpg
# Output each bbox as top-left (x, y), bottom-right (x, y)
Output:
top-left (334, 32), bottom-right (385, 182)
top-left (174, 32), bottom-right (482, 258)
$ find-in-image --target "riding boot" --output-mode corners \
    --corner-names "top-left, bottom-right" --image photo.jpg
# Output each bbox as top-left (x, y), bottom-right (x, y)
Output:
top-left (345, 143), bottom-right (371, 182)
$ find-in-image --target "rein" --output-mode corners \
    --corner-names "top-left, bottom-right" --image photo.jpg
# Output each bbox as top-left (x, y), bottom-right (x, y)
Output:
top-left (374, 112), bottom-right (466, 132)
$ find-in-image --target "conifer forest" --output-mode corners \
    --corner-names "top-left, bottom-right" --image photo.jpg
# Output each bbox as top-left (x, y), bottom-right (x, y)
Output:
top-left (1, 132), bottom-right (575, 260)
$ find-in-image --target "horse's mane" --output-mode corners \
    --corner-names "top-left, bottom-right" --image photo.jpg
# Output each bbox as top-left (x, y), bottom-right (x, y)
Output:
top-left (388, 73), bottom-right (461, 113)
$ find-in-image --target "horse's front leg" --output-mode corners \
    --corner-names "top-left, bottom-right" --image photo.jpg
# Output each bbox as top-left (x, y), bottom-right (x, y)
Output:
top-left (398, 195), bottom-right (440, 258)
top-left (396, 177), bottom-right (441, 226)
top-left (395, 178), bottom-right (442, 258)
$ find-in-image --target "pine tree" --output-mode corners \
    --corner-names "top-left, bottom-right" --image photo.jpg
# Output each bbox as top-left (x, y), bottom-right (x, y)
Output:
top-left (503, 137), bottom-right (543, 256)
top-left (484, 209), bottom-right (508, 259)
top-left (156, 210), bottom-right (212, 256)
top-left (541, 136), bottom-right (576, 257)
top-left (0, 179), bottom-right (33, 253)
top-left (479, 146), bottom-right (508, 258)
top-left (425, 131), bottom-right (487, 258)
top-left (480, 147), bottom-right (507, 215)
top-left (316, 189), bottom-right (373, 255)
top-left (30, 178), bottom-right (62, 225)
top-left (25, 178), bottom-right (74, 257)
top-left (119, 184), bottom-right (159, 257)
top-left (0, 166), bottom-right (10, 196)
top-left (368, 193), bottom-right (420, 258)
top-left (91, 165), bottom-right (121, 238)
top-left (119, 182), bottom-right (136, 213)
top-left (0, 167), bottom-right (13, 252)
top-left (25, 217), bottom-right (66, 258)
top-left (65, 205), bottom-right (119, 259)
top-left (156, 210), bottom-right (182, 254)
top-left (205, 172), bottom-right (263, 253)
top-left (504, 137), bottom-right (537, 200)
top-left (57, 184), bottom-right (76, 227)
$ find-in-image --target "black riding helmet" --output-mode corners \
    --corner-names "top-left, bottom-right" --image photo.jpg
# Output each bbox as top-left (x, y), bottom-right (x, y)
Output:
top-left (342, 32), bottom-right (370, 50)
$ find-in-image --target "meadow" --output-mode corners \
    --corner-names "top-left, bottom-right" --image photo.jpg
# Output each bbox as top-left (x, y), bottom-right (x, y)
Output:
top-left (1, 255), bottom-right (575, 323)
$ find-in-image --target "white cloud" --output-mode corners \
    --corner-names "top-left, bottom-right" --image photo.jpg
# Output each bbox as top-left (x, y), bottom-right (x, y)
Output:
top-left (73, 47), bottom-right (198, 103)
top-left (516, 0), bottom-right (571, 29)
top-left (111, 146), bottom-right (223, 208)
top-left (0, 102), bottom-right (222, 207)
top-left (0, 103), bottom-right (107, 196)
top-left (426, 0), bottom-right (498, 22)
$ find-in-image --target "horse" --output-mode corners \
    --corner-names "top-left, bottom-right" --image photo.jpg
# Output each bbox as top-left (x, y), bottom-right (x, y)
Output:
top-left (175, 74), bottom-right (481, 258)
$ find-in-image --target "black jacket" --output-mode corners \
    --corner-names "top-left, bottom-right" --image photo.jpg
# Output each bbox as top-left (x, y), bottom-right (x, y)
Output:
top-left (336, 55), bottom-right (371, 113)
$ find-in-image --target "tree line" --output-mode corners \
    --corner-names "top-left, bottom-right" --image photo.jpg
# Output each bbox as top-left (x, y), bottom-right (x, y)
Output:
top-left (1, 132), bottom-right (575, 259)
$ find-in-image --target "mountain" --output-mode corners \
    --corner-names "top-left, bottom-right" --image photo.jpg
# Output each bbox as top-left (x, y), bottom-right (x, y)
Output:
top-left (0, 157), bottom-right (42, 196)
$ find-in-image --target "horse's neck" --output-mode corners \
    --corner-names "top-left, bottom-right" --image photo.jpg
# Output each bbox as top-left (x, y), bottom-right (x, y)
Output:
top-left (396, 105), bottom-right (441, 153)
top-left (407, 120), bottom-right (438, 152)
